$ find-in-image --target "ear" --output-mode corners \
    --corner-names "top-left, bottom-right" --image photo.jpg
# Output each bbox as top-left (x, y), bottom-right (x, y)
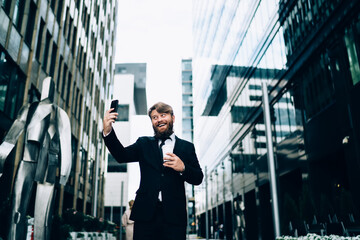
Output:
top-left (172, 115), bottom-right (175, 123)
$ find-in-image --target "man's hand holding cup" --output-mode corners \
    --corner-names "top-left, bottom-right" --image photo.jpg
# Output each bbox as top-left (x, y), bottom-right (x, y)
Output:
top-left (162, 146), bottom-right (185, 172)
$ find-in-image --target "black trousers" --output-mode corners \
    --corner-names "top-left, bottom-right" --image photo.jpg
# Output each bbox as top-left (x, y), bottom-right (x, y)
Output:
top-left (133, 202), bottom-right (186, 240)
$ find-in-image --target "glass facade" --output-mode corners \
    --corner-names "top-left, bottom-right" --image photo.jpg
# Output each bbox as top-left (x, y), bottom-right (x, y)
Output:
top-left (192, 0), bottom-right (360, 239)
top-left (182, 59), bottom-right (194, 143)
top-left (181, 59), bottom-right (196, 234)
top-left (0, 49), bottom-right (25, 121)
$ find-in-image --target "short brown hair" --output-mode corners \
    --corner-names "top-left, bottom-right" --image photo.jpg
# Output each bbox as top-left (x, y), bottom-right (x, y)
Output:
top-left (148, 102), bottom-right (174, 118)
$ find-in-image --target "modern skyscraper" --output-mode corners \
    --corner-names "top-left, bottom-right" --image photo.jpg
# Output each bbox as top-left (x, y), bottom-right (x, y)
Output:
top-left (192, 0), bottom-right (360, 239)
top-left (181, 59), bottom-right (197, 234)
top-left (0, 0), bottom-right (117, 224)
top-left (181, 59), bottom-right (194, 142)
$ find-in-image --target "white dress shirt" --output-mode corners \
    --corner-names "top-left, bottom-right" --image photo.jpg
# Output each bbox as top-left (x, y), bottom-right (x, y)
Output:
top-left (158, 133), bottom-right (176, 201)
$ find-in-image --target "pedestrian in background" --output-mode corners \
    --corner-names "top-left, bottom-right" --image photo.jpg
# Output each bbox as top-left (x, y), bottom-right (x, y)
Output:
top-left (122, 200), bottom-right (135, 240)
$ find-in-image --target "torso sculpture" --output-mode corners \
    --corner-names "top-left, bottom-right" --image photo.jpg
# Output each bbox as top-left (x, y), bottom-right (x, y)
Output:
top-left (0, 77), bottom-right (71, 240)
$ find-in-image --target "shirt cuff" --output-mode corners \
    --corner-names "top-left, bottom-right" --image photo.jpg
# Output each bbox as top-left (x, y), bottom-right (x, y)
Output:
top-left (103, 129), bottom-right (112, 137)
top-left (180, 165), bottom-right (185, 175)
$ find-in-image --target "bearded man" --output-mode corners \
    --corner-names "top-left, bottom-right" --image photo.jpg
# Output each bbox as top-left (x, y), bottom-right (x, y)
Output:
top-left (103, 102), bottom-right (203, 240)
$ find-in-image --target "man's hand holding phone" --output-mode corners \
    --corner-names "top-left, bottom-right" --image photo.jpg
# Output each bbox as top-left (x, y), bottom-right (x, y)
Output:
top-left (103, 100), bottom-right (118, 135)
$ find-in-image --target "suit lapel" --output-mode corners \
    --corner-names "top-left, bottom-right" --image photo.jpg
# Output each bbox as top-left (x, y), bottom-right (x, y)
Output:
top-left (148, 137), bottom-right (163, 172)
top-left (173, 136), bottom-right (184, 156)
top-left (147, 136), bottom-right (184, 172)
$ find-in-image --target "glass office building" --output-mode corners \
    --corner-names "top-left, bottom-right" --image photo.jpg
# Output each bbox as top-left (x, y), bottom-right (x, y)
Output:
top-left (0, 0), bottom-right (117, 229)
top-left (192, 0), bottom-right (360, 238)
top-left (182, 59), bottom-right (194, 143)
top-left (181, 59), bottom-right (197, 234)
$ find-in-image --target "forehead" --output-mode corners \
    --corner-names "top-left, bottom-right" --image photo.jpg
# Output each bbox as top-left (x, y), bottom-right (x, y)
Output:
top-left (150, 110), bottom-right (168, 117)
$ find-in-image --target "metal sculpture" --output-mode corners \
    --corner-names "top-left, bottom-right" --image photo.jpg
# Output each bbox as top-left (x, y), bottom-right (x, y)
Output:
top-left (0, 77), bottom-right (72, 240)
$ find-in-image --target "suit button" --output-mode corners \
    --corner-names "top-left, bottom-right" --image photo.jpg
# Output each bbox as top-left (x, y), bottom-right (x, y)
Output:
top-left (161, 173), bottom-right (164, 177)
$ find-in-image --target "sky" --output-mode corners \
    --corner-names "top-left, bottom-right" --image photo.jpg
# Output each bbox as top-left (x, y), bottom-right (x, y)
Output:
top-left (114, 0), bottom-right (193, 124)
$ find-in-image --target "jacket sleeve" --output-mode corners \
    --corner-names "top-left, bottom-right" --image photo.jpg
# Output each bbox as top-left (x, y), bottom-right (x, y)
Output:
top-left (103, 128), bottom-right (140, 163)
top-left (181, 143), bottom-right (203, 185)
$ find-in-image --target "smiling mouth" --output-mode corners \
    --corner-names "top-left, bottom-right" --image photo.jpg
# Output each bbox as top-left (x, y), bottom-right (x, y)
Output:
top-left (157, 123), bottom-right (166, 127)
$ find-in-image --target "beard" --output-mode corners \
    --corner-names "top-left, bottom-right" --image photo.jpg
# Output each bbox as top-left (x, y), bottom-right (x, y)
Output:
top-left (153, 120), bottom-right (174, 139)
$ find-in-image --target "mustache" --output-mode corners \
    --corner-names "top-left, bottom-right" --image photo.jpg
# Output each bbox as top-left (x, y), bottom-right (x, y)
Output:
top-left (153, 121), bottom-right (174, 139)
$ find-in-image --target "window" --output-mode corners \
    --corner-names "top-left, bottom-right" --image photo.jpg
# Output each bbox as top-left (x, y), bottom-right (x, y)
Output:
top-left (80, 148), bottom-right (87, 177)
top-left (63, 7), bottom-right (69, 36)
top-left (71, 135), bottom-right (78, 175)
top-left (73, 87), bottom-right (79, 115)
top-left (182, 82), bottom-right (192, 93)
top-left (249, 84), bottom-right (262, 90)
top-left (182, 106), bottom-right (193, 117)
top-left (42, 31), bottom-right (51, 71)
top-left (182, 61), bottom-right (192, 71)
top-left (77, 94), bottom-right (83, 120)
top-left (35, 19), bottom-right (45, 61)
top-left (57, 56), bottom-right (63, 90)
top-left (67, 17), bottom-right (73, 45)
top-left (0, 50), bottom-right (25, 119)
top-left (231, 106), bottom-right (255, 123)
top-left (2, 0), bottom-right (11, 15)
top-left (71, 26), bottom-right (77, 55)
top-left (61, 64), bottom-right (68, 99)
top-left (182, 72), bottom-right (192, 81)
top-left (25, 1), bottom-right (37, 45)
top-left (66, 72), bottom-right (72, 106)
top-left (82, 52), bottom-right (87, 75)
top-left (345, 25), bottom-right (360, 86)
top-left (50, 0), bottom-right (56, 12)
top-left (13, 0), bottom-right (25, 30)
top-left (249, 95), bottom-right (262, 101)
top-left (100, 24), bottom-right (104, 42)
top-left (49, 43), bottom-right (57, 78)
top-left (56, 0), bottom-right (63, 23)
top-left (301, 52), bottom-right (335, 121)
top-left (107, 154), bottom-right (127, 172)
top-left (182, 94), bottom-right (193, 105)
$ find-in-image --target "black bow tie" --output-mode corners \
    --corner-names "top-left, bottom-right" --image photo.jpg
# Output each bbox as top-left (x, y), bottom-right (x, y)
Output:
top-left (156, 136), bottom-right (171, 142)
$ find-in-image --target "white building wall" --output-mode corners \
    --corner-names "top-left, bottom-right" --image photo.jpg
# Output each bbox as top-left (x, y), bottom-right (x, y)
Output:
top-left (104, 74), bottom-right (134, 207)
top-left (104, 73), bottom-right (152, 207)
top-left (127, 115), bottom-right (153, 201)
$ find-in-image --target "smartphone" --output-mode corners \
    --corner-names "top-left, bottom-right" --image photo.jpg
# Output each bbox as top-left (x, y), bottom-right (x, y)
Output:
top-left (110, 100), bottom-right (118, 113)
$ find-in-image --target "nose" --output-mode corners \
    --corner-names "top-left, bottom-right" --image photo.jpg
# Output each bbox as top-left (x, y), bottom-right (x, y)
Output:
top-left (159, 115), bottom-right (166, 121)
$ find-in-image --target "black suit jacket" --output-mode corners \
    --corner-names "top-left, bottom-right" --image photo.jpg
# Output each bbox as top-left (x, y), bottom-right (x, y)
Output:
top-left (103, 129), bottom-right (203, 226)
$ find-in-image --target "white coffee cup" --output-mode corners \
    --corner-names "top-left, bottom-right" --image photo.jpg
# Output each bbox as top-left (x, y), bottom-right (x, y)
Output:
top-left (162, 145), bottom-right (173, 162)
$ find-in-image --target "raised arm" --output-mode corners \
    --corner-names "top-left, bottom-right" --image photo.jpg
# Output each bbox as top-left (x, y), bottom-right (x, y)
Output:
top-left (57, 108), bottom-right (72, 185)
top-left (0, 105), bottom-right (29, 175)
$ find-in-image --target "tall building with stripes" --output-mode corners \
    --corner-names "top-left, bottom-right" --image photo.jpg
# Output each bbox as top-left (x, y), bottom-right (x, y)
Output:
top-left (0, 0), bottom-right (117, 223)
